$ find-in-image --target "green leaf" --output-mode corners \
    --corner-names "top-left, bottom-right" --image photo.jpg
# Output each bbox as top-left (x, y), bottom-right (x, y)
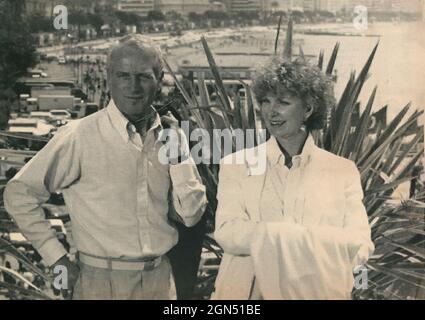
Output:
top-left (283, 17), bottom-right (293, 61)
top-left (349, 86), bottom-right (377, 162)
top-left (317, 49), bottom-right (324, 70)
top-left (200, 37), bottom-right (232, 113)
top-left (326, 42), bottom-right (340, 76)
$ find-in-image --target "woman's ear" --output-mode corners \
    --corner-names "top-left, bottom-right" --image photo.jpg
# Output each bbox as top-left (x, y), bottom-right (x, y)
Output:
top-left (304, 104), bottom-right (314, 122)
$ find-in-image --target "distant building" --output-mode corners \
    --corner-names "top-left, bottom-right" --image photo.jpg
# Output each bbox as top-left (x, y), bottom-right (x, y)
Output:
top-left (225, 0), bottom-right (262, 12)
top-left (395, 0), bottom-right (422, 13)
top-left (315, 0), bottom-right (350, 13)
top-left (263, 0), bottom-right (310, 12)
top-left (93, 0), bottom-right (120, 12)
top-left (350, 0), bottom-right (422, 13)
top-left (293, 0), bottom-right (305, 11)
top-left (263, 0), bottom-right (352, 13)
top-left (355, 0), bottom-right (393, 12)
top-left (24, 0), bottom-right (63, 17)
top-left (117, 0), bottom-right (155, 17)
top-left (156, 0), bottom-right (215, 15)
top-left (25, 0), bottom-right (119, 16)
top-left (264, 0), bottom-right (355, 13)
top-left (303, 0), bottom-right (318, 11)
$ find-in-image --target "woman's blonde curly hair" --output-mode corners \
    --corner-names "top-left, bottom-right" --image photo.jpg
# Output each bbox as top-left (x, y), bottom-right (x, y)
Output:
top-left (252, 57), bottom-right (336, 130)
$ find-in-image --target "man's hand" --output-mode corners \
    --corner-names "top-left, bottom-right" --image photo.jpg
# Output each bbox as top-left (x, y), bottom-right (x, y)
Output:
top-left (160, 112), bottom-right (190, 164)
top-left (51, 255), bottom-right (80, 298)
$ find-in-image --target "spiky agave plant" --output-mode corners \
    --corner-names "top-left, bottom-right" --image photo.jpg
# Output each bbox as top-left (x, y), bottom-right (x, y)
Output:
top-left (316, 38), bottom-right (424, 301)
top-left (163, 18), bottom-right (424, 299)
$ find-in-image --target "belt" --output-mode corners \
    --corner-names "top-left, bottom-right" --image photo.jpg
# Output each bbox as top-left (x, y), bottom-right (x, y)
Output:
top-left (78, 251), bottom-right (162, 271)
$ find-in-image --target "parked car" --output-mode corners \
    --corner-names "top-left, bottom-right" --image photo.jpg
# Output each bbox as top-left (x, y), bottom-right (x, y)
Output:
top-left (49, 109), bottom-right (72, 121)
top-left (37, 95), bottom-right (75, 111)
top-left (29, 111), bottom-right (53, 122)
top-left (27, 69), bottom-right (48, 78)
top-left (8, 118), bottom-right (56, 136)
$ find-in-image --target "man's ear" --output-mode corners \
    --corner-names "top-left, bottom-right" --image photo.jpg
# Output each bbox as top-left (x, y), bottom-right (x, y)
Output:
top-left (106, 69), bottom-right (111, 89)
top-left (155, 73), bottom-right (164, 100)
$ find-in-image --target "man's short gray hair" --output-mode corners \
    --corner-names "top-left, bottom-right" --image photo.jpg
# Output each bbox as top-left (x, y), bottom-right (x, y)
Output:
top-left (107, 34), bottom-right (164, 79)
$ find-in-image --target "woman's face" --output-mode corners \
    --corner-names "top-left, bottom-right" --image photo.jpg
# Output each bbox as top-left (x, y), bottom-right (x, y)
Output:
top-left (260, 90), bottom-right (308, 139)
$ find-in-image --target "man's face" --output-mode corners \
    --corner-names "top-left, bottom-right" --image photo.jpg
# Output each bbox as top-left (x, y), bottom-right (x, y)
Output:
top-left (109, 50), bottom-right (161, 120)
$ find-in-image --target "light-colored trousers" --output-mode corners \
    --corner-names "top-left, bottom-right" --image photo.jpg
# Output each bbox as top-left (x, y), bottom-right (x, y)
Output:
top-left (72, 257), bottom-right (176, 300)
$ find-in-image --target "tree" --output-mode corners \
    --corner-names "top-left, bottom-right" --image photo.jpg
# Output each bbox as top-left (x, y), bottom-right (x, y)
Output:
top-left (317, 10), bottom-right (335, 18)
top-left (291, 9), bottom-right (304, 23)
top-left (188, 11), bottom-right (202, 23)
top-left (27, 12), bottom-right (54, 33)
top-left (68, 10), bottom-right (88, 26)
top-left (146, 10), bottom-right (165, 21)
top-left (303, 10), bottom-right (315, 22)
top-left (114, 11), bottom-right (140, 26)
top-left (271, 1), bottom-right (279, 11)
top-left (86, 13), bottom-right (104, 33)
top-left (0, 0), bottom-right (37, 128)
top-left (204, 10), bottom-right (227, 21)
top-left (0, 1), bottom-right (37, 88)
top-left (232, 11), bottom-right (259, 21)
top-left (165, 10), bottom-right (183, 22)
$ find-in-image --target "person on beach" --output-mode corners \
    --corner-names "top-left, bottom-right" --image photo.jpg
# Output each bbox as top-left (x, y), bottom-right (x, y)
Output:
top-left (4, 35), bottom-right (207, 300)
top-left (213, 57), bottom-right (374, 299)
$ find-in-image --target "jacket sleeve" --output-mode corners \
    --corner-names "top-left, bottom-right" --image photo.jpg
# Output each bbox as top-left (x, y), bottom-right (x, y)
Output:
top-left (214, 158), bottom-right (259, 256)
top-left (4, 125), bottom-right (81, 266)
top-left (260, 161), bottom-right (374, 267)
top-left (341, 161), bottom-right (375, 266)
top-left (249, 161), bottom-right (375, 299)
top-left (169, 156), bottom-right (207, 227)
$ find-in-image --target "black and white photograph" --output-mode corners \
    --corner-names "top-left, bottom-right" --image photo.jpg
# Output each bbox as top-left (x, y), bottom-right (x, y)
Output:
top-left (0, 0), bottom-right (424, 303)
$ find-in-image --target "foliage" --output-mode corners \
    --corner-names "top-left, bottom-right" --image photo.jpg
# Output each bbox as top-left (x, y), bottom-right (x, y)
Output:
top-left (204, 10), bottom-right (228, 21)
top-left (0, 0), bottom-right (38, 132)
top-left (114, 11), bottom-right (140, 26)
top-left (27, 12), bottom-right (55, 33)
top-left (146, 10), bottom-right (166, 22)
top-left (86, 13), bottom-right (105, 33)
top-left (68, 11), bottom-right (88, 26)
top-left (0, 89), bottom-right (18, 130)
top-left (188, 12), bottom-right (203, 24)
top-left (0, 0), bottom-right (37, 90)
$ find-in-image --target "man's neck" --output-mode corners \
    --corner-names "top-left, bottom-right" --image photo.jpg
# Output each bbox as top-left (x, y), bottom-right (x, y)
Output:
top-left (123, 107), bottom-right (155, 126)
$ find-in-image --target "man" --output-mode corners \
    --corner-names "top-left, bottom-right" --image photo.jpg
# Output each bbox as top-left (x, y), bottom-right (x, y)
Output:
top-left (4, 35), bottom-right (207, 299)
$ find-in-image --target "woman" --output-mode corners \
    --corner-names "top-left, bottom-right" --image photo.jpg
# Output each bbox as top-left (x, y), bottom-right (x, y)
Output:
top-left (213, 58), bottom-right (374, 300)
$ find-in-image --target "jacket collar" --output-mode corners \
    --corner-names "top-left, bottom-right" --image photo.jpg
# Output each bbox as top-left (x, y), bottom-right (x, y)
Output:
top-left (267, 133), bottom-right (316, 169)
